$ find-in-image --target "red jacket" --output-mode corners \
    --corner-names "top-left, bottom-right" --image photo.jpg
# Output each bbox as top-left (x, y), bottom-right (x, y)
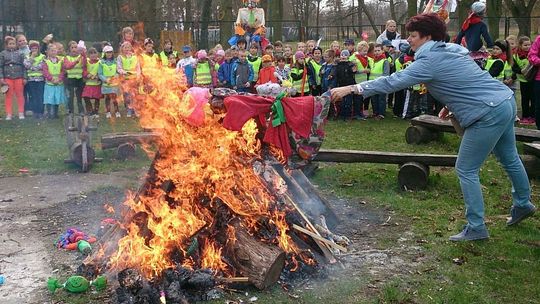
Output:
top-left (256, 66), bottom-right (278, 86)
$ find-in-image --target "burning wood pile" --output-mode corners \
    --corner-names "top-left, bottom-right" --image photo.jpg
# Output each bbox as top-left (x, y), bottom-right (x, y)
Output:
top-left (82, 66), bottom-right (350, 303)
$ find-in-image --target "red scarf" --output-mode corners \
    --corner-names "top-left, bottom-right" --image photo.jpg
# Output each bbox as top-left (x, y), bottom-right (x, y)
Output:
top-left (404, 55), bottom-right (414, 63)
top-left (355, 54), bottom-right (368, 68)
top-left (516, 48), bottom-right (529, 59)
top-left (373, 53), bottom-right (386, 62)
top-left (461, 13), bottom-right (483, 31)
top-left (491, 53), bottom-right (507, 62)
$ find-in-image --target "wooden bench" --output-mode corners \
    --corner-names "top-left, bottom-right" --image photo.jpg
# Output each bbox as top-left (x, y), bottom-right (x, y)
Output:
top-left (522, 142), bottom-right (540, 179)
top-left (405, 115), bottom-right (540, 145)
top-left (313, 149), bottom-right (457, 190)
top-left (100, 132), bottom-right (160, 160)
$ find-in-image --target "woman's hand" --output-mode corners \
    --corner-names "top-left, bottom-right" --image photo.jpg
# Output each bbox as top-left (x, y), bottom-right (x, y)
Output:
top-left (438, 107), bottom-right (451, 120)
top-left (331, 85), bottom-right (357, 102)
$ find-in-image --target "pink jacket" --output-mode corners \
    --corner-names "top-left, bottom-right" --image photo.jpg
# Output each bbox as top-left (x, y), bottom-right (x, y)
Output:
top-left (527, 35), bottom-right (540, 80)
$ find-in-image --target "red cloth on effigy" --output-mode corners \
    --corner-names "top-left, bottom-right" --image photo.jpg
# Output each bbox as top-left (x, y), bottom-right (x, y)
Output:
top-left (222, 95), bottom-right (314, 157)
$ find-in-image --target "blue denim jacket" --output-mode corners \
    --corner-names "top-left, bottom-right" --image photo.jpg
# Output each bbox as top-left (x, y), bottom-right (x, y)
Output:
top-left (358, 41), bottom-right (514, 128)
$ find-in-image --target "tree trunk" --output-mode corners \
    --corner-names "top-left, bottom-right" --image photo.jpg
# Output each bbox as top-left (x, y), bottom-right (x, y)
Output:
top-left (358, 0), bottom-right (364, 34)
top-left (269, 0), bottom-right (283, 43)
top-left (486, 0), bottom-right (501, 40)
top-left (504, 0), bottom-right (538, 37)
top-left (220, 0), bottom-right (234, 46)
top-left (407, 0), bottom-right (417, 18)
top-left (359, 1), bottom-right (380, 37)
top-left (199, 0), bottom-right (213, 50)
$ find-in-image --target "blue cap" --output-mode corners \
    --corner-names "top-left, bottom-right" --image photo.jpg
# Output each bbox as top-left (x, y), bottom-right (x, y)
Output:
top-left (344, 38), bottom-right (354, 45)
top-left (182, 45), bottom-right (192, 52)
top-left (382, 40), bottom-right (393, 47)
top-left (340, 50), bottom-right (350, 57)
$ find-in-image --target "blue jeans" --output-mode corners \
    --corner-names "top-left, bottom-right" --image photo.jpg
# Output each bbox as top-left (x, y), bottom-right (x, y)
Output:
top-left (456, 96), bottom-right (532, 229)
top-left (371, 93), bottom-right (386, 116)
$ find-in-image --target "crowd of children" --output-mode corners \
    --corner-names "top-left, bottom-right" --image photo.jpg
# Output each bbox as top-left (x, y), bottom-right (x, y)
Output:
top-left (0, 26), bottom-right (537, 126)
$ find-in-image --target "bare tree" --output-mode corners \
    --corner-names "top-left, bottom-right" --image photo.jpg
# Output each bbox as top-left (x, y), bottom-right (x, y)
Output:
top-left (505, 0), bottom-right (538, 37)
top-left (486, 0), bottom-right (502, 39)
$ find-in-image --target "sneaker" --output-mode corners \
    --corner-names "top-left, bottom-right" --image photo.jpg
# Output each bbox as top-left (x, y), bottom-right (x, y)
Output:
top-left (18, 113), bottom-right (25, 119)
top-left (5, 115), bottom-right (12, 121)
top-left (353, 115), bottom-right (367, 121)
top-left (520, 118), bottom-right (530, 125)
top-left (106, 112), bottom-right (112, 119)
top-left (506, 204), bottom-right (536, 226)
top-left (116, 111), bottom-right (122, 118)
top-left (449, 225), bottom-right (489, 242)
top-left (126, 110), bottom-right (132, 118)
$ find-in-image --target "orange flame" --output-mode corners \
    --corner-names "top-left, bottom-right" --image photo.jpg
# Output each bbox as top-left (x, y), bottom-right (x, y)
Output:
top-left (108, 53), bottom-right (300, 279)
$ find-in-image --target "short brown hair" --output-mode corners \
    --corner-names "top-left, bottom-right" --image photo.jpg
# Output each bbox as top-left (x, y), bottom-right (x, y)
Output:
top-left (405, 13), bottom-right (447, 42)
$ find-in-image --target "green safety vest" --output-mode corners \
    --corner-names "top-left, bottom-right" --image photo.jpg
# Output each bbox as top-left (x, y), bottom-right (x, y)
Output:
top-left (351, 55), bottom-right (372, 84)
top-left (248, 56), bottom-right (262, 81)
top-left (85, 60), bottom-right (100, 86)
top-left (121, 55), bottom-right (138, 79)
top-left (370, 58), bottom-right (387, 80)
top-left (45, 59), bottom-right (62, 85)
top-left (513, 54), bottom-right (530, 83)
top-left (159, 50), bottom-right (177, 66)
top-left (395, 59), bottom-right (403, 72)
top-left (100, 60), bottom-right (117, 88)
top-left (65, 55), bottom-right (83, 79)
top-left (195, 62), bottom-right (212, 85)
top-left (27, 54), bottom-right (45, 78)
top-left (291, 66), bottom-right (310, 93)
top-left (309, 58), bottom-right (323, 85)
top-left (485, 58), bottom-right (504, 81)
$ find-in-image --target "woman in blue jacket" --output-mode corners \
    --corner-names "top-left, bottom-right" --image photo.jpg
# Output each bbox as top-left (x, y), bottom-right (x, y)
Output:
top-left (331, 13), bottom-right (535, 242)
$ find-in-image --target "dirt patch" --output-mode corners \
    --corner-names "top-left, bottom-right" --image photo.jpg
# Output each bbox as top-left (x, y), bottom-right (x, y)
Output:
top-left (0, 171), bottom-right (427, 304)
top-left (0, 170), bottom-right (144, 304)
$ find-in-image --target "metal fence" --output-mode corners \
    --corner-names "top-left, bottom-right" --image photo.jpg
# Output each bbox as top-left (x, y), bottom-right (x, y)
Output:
top-left (0, 17), bottom-right (538, 50)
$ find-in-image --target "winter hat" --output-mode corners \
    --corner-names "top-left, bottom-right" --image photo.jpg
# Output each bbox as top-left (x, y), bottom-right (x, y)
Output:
top-left (197, 50), bottom-right (208, 60)
top-left (399, 43), bottom-right (410, 54)
top-left (262, 54), bottom-right (273, 62)
top-left (344, 38), bottom-right (354, 45)
top-left (28, 40), bottom-right (39, 48)
top-left (471, 2), bottom-right (486, 14)
top-left (103, 45), bottom-right (114, 53)
top-left (382, 40), bottom-right (393, 47)
top-left (144, 38), bottom-right (154, 46)
top-left (340, 50), bottom-right (350, 57)
top-left (216, 49), bottom-right (225, 57)
top-left (295, 51), bottom-right (305, 60)
top-left (493, 40), bottom-right (508, 52)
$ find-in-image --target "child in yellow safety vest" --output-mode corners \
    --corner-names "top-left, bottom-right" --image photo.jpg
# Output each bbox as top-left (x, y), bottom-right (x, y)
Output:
top-left (82, 48), bottom-right (102, 116)
top-left (98, 45), bottom-right (120, 119)
top-left (193, 50), bottom-right (217, 88)
top-left (24, 40), bottom-right (46, 118)
top-left (117, 41), bottom-right (140, 117)
top-left (307, 47), bottom-right (324, 96)
top-left (42, 44), bottom-right (65, 119)
top-left (63, 40), bottom-right (87, 114)
top-left (513, 36), bottom-right (534, 125)
top-left (370, 44), bottom-right (390, 119)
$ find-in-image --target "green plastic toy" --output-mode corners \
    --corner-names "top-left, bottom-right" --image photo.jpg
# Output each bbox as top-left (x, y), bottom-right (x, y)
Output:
top-left (47, 275), bottom-right (107, 293)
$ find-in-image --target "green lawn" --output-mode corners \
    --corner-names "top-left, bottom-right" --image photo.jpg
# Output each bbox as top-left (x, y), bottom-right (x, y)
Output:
top-left (1, 97), bottom-right (539, 303)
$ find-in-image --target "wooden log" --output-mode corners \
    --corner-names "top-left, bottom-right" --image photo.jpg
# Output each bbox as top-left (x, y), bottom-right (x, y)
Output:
top-left (227, 222), bottom-right (285, 290)
top-left (292, 224), bottom-right (347, 252)
top-left (521, 155), bottom-right (540, 180)
top-left (523, 142), bottom-right (540, 158)
top-left (69, 142), bottom-right (95, 171)
top-left (116, 143), bottom-right (136, 160)
top-left (314, 149), bottom-right (457, 167)
top-left (411, 115), bottom-right (540, 143)
top-left (405, 125), bottom-right (439, 144)
top-left (289, 169), bottom-right (338, 229)
top-left (101, 132), bottom-right (160, 149)
top-left (398, 162), bottom-right (429, 190)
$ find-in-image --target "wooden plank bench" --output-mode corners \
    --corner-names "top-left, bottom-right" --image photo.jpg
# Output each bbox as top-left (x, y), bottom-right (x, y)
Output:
top-left (313, 149), bottom-right (457, 190)
top-left (522, 142), bottom-right (540, 179)
top-left (406, 115), bottom-right (540, 145)
top-left (100, 132), bottom-right (160, 160)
